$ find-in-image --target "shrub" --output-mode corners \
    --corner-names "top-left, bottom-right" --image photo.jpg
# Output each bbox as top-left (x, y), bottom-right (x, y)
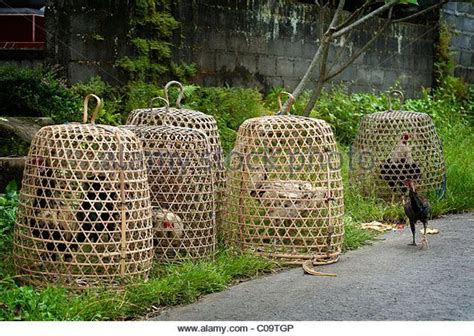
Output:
top-left (0, 181), bottom-right (18, 251)
top-left (181, 86), bottom-right (271, 152)
top-left (263, 87), bottom-right (311, 115)
top-left (309, 86), bottom-right (389, 145)
top-left (0, 64), bottom-right (77, 120)
top-left (122, 80), bottom-right (162, 113)
top-left (70, 77), bottom-right (123, 125)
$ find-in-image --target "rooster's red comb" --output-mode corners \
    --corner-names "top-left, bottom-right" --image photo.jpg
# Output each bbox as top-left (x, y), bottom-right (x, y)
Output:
top-left (404, 179), bottom-right (415, 188)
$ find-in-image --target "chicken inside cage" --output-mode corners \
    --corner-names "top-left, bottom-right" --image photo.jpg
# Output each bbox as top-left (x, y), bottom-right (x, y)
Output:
top-left (29, 167), bottom-right (122, 264)
top-left (224, 93), bottom-right (344, 265)
top-left (152, 208), bottom-right (184, 239)
top-left (379, 132), bottom-right (421, 200)
top-left (243, 163), bottom-right (334, 219)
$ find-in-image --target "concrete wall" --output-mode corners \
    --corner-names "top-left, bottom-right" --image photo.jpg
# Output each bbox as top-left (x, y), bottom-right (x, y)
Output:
top-left (171, 0), bottom-right (437, 96)
top-left (45, 0), bottom-right (132, 85)
top-left (442, 1), bottom-right (474, 82)
top-left (39, 0), bottom-right (474, 96)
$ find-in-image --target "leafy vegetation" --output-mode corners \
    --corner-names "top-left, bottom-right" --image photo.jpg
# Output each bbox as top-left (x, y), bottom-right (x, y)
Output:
top-left (69, 76), bottom-right (124, 125)
top-left (0, 181), bottom-right (18, 277)
top-left (0, 65), bottom-right (78, 120)
top-left (0, 66), bottom-right (122, 125)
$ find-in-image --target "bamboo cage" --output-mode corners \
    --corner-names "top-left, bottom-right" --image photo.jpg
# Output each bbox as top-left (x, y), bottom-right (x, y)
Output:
top-left (126, 81), bottom-right (225, 235)
top-left (224, 93), bottom-right (344, 265)
top-left (13, 95), bottom-right (154, 288)
top-left (123, 118), bottom-right (216, 262)
top-left (350, 90), bottom-right (446, 201)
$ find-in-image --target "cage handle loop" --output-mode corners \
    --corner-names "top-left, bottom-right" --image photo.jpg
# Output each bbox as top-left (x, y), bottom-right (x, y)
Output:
top-left (83, 94), bottom-right (102, 124)
top-left (148, 96), bottom-right (170, 112)
top-left (164, 80), bottom-right (185, 109)
top-left (277, 91), bottom-right (295, 115)
top-left (387, 90), bottom-right (404, 111)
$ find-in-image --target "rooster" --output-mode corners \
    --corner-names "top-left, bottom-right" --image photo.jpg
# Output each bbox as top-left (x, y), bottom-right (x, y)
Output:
top-left (380, 132), bottom-right (421, 201)
top-left (404, 179), bottom-right (431, 248)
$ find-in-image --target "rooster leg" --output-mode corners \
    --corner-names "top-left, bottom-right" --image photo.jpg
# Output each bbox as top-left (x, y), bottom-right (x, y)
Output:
top-left (408, 220), bottom-right (416, 246)
top-left (420, 221), bottom-right (429, 249)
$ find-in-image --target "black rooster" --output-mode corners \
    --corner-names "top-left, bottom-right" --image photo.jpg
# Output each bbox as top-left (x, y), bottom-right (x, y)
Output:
top-left (404, 179), bottom-right (431, 247)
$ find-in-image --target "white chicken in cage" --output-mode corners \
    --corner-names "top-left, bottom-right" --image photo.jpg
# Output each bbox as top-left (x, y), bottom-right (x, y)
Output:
top-left (152, 208), bottom-right (184, 239)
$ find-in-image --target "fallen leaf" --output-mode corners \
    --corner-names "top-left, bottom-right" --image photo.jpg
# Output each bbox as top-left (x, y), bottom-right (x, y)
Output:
top-left (360, 221), bottom-right (394, 232)
top-left (420, 228), bottom-right (439, 234)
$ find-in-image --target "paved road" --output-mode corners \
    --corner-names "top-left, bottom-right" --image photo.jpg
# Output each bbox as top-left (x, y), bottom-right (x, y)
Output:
top-left (154, 213), bottom-right (474, 321)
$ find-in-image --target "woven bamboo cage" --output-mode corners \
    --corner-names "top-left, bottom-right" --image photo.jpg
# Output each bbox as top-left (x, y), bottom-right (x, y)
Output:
top-left (13, 95), bottom-right (154, 288)
top-left (350, 91), bottom-right (446, 201)
top-left (123, 113), bottom-right (216, 262)
top-left (126, 81), bottom-right (225, 234)
top-left (224, 93), bottom-right (344, 265)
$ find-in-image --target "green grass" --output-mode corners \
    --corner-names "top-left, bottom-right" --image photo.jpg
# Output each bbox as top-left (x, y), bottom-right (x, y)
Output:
top-left (0, 250), bottom-right (276, 321)
top-left (343, 216), bottom-right (376, 251)
top-left (430, 124), bottom-right (474, 216)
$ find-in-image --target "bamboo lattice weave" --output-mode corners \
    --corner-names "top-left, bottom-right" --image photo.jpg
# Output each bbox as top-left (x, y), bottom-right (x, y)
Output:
top-left (350, 91), bottom-right (445, 200)
top-left (126, 81), bottom-right (225, 236)
top-left (224, 93), bottom-right (344, 265)
top-left (123, 125), bottom-right (216, 261)
top-left (13, 95), bottom-right (153, 288)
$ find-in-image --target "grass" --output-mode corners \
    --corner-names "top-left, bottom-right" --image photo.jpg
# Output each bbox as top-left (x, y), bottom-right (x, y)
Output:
top-left (430, 124), bottom-right (474, 216)
top-left (0, 250), bottom-right (276, 321)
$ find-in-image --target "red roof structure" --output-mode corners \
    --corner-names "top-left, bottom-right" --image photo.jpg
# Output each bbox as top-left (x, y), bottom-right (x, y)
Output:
top-left (0, 7), bottom-right (45, 50)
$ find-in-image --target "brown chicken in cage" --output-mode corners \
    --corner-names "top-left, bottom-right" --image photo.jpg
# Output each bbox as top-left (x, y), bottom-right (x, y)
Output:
top-left (225, 91), bottom-right (344, 265)
top-left (245, 163), bottom-right (333, 219)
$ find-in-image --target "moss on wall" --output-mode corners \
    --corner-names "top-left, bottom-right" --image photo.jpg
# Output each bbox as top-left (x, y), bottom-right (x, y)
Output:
top-left (115, 0), bottom-right (195, 82)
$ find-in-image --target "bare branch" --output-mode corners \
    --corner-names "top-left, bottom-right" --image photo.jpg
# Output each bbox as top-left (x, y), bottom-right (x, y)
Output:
top-left (393, 0), bottom-right (447, 23)
top-left (334, 0), bottom-right (374, 31)
top-left (327, 29), bottom-right (356, 75)
top-left (328, 0), bottom-right (347, 32)
top-left (303, 44), bottom-right (330, 116)
top-left (325, 7), bottom-right (394, 82)
top-left (333, 0), bottom-right (398, 38)
top-left (289, 0), bottom-right (346, 102)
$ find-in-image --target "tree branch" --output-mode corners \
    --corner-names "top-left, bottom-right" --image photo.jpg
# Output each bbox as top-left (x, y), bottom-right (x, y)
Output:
top-left (333, 0), bottom-right (398, 38)
top-left (325, 7), bottom-right (394, 82)
top-left (303, 43), bottom-right (331, 116)
top-left (288, 0), bottom-right (346, 102)
top-left (334, 0), bottom-right (374, 31)
top-left (327, 29), bottom-right (356, 75)
top-left (393, 0), bottom-right (447, 23)
top-left (327, 0), bottom-right (346, 33)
